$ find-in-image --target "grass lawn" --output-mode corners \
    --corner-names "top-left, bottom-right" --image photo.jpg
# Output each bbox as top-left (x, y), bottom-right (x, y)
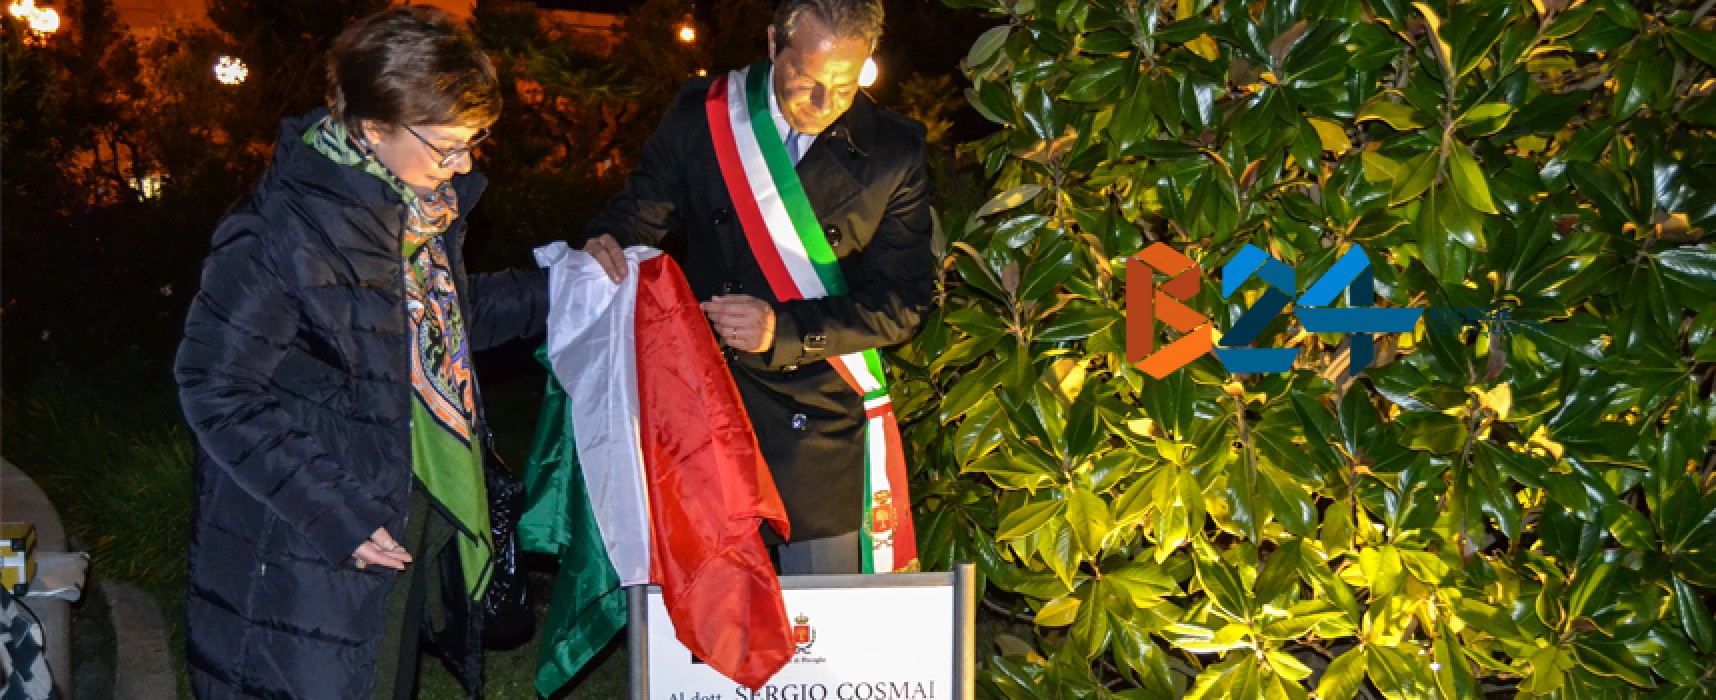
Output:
top-left (1, 344), bottom-right (629, 698)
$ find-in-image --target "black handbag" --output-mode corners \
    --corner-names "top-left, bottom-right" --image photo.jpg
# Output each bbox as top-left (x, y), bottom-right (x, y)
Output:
top-left (422, 434), bottom-right (536, 698)
top-left (477, 443), bottom-right (534, 650)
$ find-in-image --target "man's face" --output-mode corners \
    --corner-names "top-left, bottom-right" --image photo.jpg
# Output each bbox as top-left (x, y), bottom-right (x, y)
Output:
top-left (768, 16), bottom-right (869, 136)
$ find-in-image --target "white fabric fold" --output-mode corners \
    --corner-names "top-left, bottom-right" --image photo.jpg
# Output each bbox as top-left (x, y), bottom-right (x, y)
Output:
top-left (535, 242), bottom-right (663, 586)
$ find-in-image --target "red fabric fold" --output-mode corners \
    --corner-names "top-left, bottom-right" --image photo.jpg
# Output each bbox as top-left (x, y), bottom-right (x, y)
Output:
top-left (633, 254), bottom-right (793, 689)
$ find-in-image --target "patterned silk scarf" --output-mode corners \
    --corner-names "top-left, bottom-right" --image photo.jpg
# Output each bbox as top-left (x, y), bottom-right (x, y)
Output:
top-left (306, 117), bottom-right (493, 598)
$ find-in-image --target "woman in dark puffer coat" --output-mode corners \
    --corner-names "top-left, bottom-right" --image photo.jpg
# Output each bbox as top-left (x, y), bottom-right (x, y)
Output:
top-left (174, 8), bottom-right (545, 698)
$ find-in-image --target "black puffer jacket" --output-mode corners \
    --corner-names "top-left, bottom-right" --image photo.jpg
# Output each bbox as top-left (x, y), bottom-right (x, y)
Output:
top-left (174, 110), bottom-right (546, 699)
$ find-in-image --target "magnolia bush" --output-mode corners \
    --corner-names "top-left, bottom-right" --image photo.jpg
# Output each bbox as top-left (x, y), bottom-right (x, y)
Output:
top-left (892, 0), bottom-right (1716, 697)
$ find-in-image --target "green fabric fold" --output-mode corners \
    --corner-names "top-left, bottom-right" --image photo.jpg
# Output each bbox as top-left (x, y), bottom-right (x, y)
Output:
top-left (521, 346), bottom-right (626, 696)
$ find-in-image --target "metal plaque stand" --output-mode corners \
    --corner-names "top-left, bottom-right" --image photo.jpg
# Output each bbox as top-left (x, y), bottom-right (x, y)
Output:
top-left (628, 562), bottom-right (978, 700)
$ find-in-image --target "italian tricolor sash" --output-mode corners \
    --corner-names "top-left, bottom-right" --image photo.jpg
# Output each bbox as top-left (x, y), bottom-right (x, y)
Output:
top-left (706, 60), bottom-right (918, 573)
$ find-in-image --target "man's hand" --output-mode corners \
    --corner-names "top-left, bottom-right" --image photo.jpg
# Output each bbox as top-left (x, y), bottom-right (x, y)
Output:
top-left (702, 295), bottom-right (776, 354)
top-left (352, 527), bottom-right (413, 571)
top-left (584, 234), bottom-right (627, 283)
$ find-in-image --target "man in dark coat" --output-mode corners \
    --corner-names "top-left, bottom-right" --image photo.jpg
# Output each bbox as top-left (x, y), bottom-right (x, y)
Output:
top-left (174, 109), bottom-right (545, 697)
top-left (582, 0), bottom-right (934, 574)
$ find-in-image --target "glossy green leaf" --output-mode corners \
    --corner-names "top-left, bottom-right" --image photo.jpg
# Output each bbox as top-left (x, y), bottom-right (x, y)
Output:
top-left (1571, 637), bottom-right (1652, 687)
top-left (1064, 57), bottom-right (1128, 102)
top-left (1017, 235), bottom-right (1077, 302)
top-left (1185, 655), bottom-right (1262, 700)
top-left (1433, 620), bottom-right (1478, 699)
top-left (1356, 100), bottom-right (1432, 131)
top-left (965, 25), bottom-right (1011, 70)
top-left (1360, 544), bottom-right (1406, 598)
top-left (964, 86), bottom-right (1009, 125)
top-left (1456, 102), bottom-right (1514, 137)
top-left (1065, 488), bottom-right (1113, 556)
top-left (1036, 301), bottom-right (1122, 342)
top-left (998, 499), bottom-right (1065, 539)
top-left (963, 448), bottom-right (1058, 490)
top-left (1670, 27), bottom-right (1716, 67)
top-left (1260, 463), bottom-right (1317, 537)
top-left (1154, 469), bottom-right (1203, 561)
top-left (940, 351), bottom-right (1012, 423)
top-left (1543, 2), bottom-right (1598, 39)
top-left (1671, 575), bottom-right (1716, 653)
top-left (1193, 535), bottom-right (1254, 622)
top-left (1368, 645), bottom-right (1435, 699)
top-left (1315, 647), bottom-right (1366, 700)
top-left (977, 184), bottom-right (1046, 219)
top-left (1262, 610), bottom-right (1347, 640)
top-left (1036, 593), bottom-right (1082, 627)
top-left (1389, 150), bottom-right (1440, 205)
top-left (1613, 40), bottom-right (1673, 119)
top-left (1447, 143), bottom-right (1499, 214)
top-left (1411, 2), bottom-right (1454, 74)
top-left (1040, 517), bottom-right (1081, 589)
top-left (1067, 592), bottom-right (1114, 661)
top-left (1266, 649), bottom-right (1313, 682)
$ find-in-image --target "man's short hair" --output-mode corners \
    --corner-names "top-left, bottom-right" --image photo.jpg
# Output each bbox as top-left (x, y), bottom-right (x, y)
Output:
top-left (774, 0), bottom-right (884, 52)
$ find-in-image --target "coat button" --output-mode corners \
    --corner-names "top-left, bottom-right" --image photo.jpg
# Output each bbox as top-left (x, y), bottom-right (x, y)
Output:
top-left (722, 280), bottom-right (743, 294)
top-left (824, 226), bottom-right (842, 247)
top-left (791, 413), bottom-right (808, 430)
top-left (805, 332), bottom-right (827, 350)
top-left (712, 208), bottom-right (731, 225)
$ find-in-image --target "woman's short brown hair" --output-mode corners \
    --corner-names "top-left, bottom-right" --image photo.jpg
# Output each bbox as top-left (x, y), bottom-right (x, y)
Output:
top-left (326, 6), bottom-right (500, 134)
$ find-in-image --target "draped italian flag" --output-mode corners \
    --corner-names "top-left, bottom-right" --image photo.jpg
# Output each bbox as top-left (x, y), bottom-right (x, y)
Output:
top-left (707, 61), bottom-right (918, 573)
top-left (522, 243), bottom-right (794, 694)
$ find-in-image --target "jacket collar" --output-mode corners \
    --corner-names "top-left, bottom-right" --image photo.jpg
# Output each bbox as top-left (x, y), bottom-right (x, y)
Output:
top-left (813, 90), bottom-right (877, 160)
top-left (788, 92), bottom-right (878, 217)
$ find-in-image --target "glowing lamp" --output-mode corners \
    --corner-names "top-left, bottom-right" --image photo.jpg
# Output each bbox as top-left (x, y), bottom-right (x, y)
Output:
top-left (214, 56), bottom-right (249, 85)
top-left (10, 1), bottom-right (59, 35)
top-left (26, 5), bottom-right (55, 33)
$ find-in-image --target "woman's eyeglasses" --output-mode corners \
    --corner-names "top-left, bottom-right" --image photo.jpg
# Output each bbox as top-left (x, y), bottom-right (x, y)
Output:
top-left (403, 126), bottom-right (489, 168)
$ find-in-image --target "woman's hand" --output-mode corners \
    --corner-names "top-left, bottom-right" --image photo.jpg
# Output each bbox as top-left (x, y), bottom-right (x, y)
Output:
top-left (352, 527), bottom-right (413, 571)
top-left (584, 234), bottom-right (627, 283)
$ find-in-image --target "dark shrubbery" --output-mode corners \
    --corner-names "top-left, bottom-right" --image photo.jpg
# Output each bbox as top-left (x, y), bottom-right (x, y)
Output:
top-left (905, 0), bottom-right (1716, 696)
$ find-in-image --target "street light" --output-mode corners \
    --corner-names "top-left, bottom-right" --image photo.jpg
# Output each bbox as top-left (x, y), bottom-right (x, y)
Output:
top-left (675, 11), bottom-right (695, 43)
top-left (28, 6), bottom-right (57, 33)
top-left (214, 56), bottom-right (249, 85)
top-left (9, 0), bottom-right (59, 36)
top-left (859, 57), bottom-right (878, 88)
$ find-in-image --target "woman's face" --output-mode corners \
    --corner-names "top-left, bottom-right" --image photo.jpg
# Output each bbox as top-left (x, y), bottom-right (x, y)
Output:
top-left (363, 122), bottom-right (484, 197)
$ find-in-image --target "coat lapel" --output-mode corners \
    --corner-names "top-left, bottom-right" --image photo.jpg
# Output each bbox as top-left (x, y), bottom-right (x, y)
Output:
top-left (795, 132), bottom-right (862, 219)
top-left (794, 94), bottom-right (878, 221)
